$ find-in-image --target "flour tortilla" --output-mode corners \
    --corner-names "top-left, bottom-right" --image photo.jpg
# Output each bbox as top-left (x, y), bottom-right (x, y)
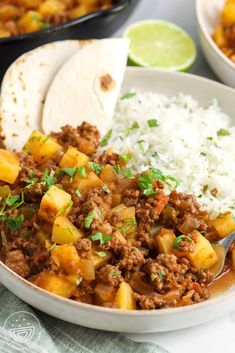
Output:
top-left (0, 40), bottom-right (86, 151)
top-left (42, 38), bottom-right (129, 135)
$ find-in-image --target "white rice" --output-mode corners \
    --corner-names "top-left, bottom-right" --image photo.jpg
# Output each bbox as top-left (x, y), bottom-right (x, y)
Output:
top-left (107, 91), bottom-right (235, 218)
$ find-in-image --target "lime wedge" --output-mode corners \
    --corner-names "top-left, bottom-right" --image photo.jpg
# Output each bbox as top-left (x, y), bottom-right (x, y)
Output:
top-left (124, 20), bottom-right (196, 71)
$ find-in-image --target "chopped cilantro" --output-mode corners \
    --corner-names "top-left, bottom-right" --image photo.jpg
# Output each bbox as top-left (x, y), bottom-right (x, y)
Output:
top-left (151, 271), bottom-right (165, 281)
top-left (125, 121), bottom-right (140, 136)
top-left (123, 168), bottom-right (134, 179)
top-left (173, 235), bottom-right (192, 250)
top-left (85, 210), bottom-right (96, 228)
top-left (91, 231), bottom-right (112, 245)
top-left (5, 214), bottom-right (24, 231)
top-left (112, 270), bottom-right (121, 277)
top-left (47, 243), bottom-right (57, 252)
top-left (138, 168), bottom-right (180, 195)
top-left (89, 162), bottom-right (104, 175)
top-left (102, 183), bottom-right (111, 194)
top-left (96, 251), bottom-right (107, 257)
top-left (31, 15), bottom-right (50, 29)
top-left (207, 136), bottom-right (213, 141)
top-left (117, 217), bottom-right (137, 234)
top-left (59, 167), bottom-right (77, 178)
top-left (24, 169), bottom-right (38, 188)
top-left (147, 119), bottom-right (158, 127)
top-left (217, 128), bottom-right (230, 137)
top-left (41, 169), bottom-right (55, 188)
top-left (76, 166), bottom-right (87, 177)
top-left (6, 195), bottom-right (20, 207)
top-left (137, 140), bottom-right (145, 153)
top-left (113, 164), bottom-right (121, 175)
top-left (120, 153), bottom-right (132, 163)
top-left (121, 92), bottom-right (136, 100)
top-left (100, 129), bottom-right (112, 147)
top-left (75, 189), bottom-right (81, 197)
top-left (59, 166), bottom-right (87, 180)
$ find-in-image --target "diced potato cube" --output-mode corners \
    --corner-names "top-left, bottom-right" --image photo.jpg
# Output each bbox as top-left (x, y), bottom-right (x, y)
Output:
top-left (212, 26), bottom-right (227, 48)
top-left (112, 193), bottom-right (122, 208)
top-left (51, 245), bottom-right (80, 274)
top-left (72, 171), bottom-right (103, 194)
top-left (79, 258), bottom-right (95, 281)
top-left (232, 249), bottom-right (235, 271)
top-left (39, 0), bottom-right (65, 16)
top-left (115, 282), bottom-right (136, 310)
top-left (69, 5), bottom-right (91, 19)
top-left (109, 204), bottom-right (137, 241)
top-left (100, 164), bottom-right (117, 184)
top-left (39, 186), bottom-right (72, 223)
top-left (211, 213), bottom-right (235, 238)
top-left (0, 149), bottom-right (20, 184)
top-left (24, 130), bottom-right (62, 164)
top-left (222, 3), bottom-right (235, 26)
top-left (91, 249), bottom-right (111, 269)
top-left (156, 228), bottom-right (176, 254)
top-left (34, 272), bottom-right (75, 298)
top-left (59, 146), bottom-right (89, 169)
top-left (186, 231), bottom-right (218, 269)
top-left (18, 11), bottom-right (45, 33)
top-left (52, 216), bottom-right (84, 244)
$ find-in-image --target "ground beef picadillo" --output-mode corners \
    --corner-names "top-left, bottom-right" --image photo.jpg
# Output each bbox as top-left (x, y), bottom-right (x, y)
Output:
top-left (0, 122), bottom-right (232, 310)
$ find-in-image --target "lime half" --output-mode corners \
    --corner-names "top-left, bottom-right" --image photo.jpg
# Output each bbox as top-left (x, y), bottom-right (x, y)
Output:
top-left (124, 20), bottom-right (196, 71)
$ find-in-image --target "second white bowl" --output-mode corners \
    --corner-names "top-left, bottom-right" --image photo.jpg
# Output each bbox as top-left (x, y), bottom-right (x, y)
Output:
top-left (196, 0), bottom-right (235, 88)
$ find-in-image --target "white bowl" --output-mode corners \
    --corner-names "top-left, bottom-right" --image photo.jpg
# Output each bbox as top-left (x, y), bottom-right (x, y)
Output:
top-left (1, 67), bottom-right (235, 333)
top-left (196, 0), bottom-right (235, 88)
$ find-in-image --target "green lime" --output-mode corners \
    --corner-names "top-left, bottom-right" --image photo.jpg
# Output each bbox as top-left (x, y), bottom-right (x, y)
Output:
top-left (123, 20), bottom-right (197, 71)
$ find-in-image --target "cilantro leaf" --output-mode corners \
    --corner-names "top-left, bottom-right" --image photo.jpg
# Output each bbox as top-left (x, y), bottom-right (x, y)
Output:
top-left (123, 168), bottom-right (134, 179)
top-left (89, 162), bottom-right (104, 175)
top-left (41, 169), bottom-right (55, 188)
top-left (120, 153), bottom-right (132, 163)
top-left (100, 129), bottom-right (112, 147)
top-left (113, 164), bottom-right (121, 175)
top-left (147, 119), bottom-right (158, 127)
top-left (173, 235), bottom-right (192, 250)
top-left (85, 210), bottom-right (96, 228)
top-left (6, 195), bottom-right (20, 207)
top-left (91, 231), bottom-right (112, 245)
top-left (96, 251), bottom-right (107, 257)
top-left (102, 183), bottom-right (111, 194)
top-left (217, 128), bottom-right (230, 137)
top-left (59, 167), bottom-right (77, 178)
top-left (75, 189), bottom-right (81, 197)
top-left (76, 166), bottom-right (87, 177)
top-left (121, 92), bottom-right (136, 100)
top-left (5, 214), bottom-right (24, 231)
top-left (151, 271), bottom-right (165, 281)
top-left (112, 270), bottom-right (121, 277)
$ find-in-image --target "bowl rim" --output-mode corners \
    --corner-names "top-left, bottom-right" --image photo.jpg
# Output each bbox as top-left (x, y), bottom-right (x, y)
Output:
top-left (195, 0), bottom-right (235, 71)
top-left (0, 0), bottom-right (132, 45)
top-left (1, 67), bottom-right (235, 318)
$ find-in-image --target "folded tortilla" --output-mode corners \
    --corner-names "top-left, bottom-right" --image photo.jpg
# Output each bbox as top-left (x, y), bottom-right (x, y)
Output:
top-left (0, 40), bottom-right (84, 151)
top-left (42, 38), bottom-right (129, 136)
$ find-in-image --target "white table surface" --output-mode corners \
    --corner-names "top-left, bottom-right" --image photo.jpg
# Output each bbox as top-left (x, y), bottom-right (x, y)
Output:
top-left (115, 1), bottom-right (235, 352)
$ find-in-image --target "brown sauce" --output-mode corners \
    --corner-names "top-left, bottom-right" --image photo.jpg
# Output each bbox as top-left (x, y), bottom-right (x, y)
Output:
top-left (209, 269), bottom-right (235, 297)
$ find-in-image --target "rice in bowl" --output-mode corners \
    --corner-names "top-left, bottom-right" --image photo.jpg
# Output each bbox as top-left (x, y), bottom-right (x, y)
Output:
top-left (105, 91), bottom-right (235, 217)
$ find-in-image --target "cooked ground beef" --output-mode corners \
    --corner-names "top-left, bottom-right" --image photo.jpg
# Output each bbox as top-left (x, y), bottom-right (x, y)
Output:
top-left (51, 122), bottom-right (100, 155)
top-left (1, 122), bottom-right (230, 311)
top-left (5, 250), bottom-right (30, 278)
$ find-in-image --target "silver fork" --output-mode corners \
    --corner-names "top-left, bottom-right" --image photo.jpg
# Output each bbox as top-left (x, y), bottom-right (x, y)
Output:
top-left (211, 231), bottom-right (235, 278)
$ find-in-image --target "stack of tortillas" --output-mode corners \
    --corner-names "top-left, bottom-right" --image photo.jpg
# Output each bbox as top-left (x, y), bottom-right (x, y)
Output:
top-left (0, 38), bottom-right (129, 151)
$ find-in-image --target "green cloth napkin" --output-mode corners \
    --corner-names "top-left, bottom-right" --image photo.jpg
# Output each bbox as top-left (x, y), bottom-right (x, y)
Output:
top-left (0, 284), bottom-right (169, 353)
